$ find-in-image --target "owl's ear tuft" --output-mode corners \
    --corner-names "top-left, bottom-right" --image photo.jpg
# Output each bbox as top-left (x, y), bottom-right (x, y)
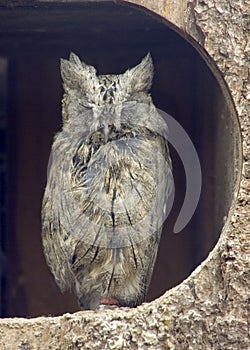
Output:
top-left (69, 52), bottom-right (82, 66)
top-left (125, 53), bottom-right (154, 93)
top-left (60, 58), bottom-right (77, 89)
top-left (60, 54), bottom-right (97, 91)
top-left (60, 58), bottom-right (72, 87)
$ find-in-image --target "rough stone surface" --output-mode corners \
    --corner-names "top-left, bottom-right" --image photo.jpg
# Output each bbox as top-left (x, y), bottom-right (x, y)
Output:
top-left (0, 0), bottom-right (249, 349)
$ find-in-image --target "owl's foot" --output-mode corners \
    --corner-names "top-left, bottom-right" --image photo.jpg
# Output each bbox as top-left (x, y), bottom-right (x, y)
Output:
top-left (100, 297), bottom-right (119, 306)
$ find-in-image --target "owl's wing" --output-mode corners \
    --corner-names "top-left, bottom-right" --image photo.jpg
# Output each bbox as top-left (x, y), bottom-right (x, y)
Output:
top-left (60, 125), bottom-right (173, 248)
top-left (42, 123), bottom-right (173, 293)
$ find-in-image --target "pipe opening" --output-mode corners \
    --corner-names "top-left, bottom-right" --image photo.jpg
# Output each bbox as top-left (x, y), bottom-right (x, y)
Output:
top-left (0, 2), bottom-right (241, 317)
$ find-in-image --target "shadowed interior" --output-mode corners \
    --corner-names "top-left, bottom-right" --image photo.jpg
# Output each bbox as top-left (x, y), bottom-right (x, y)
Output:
top-left (0, 1), bottom-right (240, 317)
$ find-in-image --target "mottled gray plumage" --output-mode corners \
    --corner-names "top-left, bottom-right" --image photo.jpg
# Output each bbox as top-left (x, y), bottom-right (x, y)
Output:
top-left (42, 53), bottom-right (173, 310)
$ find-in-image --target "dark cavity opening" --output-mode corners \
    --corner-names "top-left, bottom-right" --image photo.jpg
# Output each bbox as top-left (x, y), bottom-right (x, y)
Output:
top-left (0, 1), bottom-right (240, 317)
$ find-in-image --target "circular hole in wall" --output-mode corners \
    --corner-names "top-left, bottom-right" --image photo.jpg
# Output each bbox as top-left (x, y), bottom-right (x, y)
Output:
top-left (0, 1), bottom-right (241, 317)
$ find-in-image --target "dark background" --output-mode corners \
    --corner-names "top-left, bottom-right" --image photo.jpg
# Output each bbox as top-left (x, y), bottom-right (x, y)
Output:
top-left (0, 2), bottom-right (238, 317)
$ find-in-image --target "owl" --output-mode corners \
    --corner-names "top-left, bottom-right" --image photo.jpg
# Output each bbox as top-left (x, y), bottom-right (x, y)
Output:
top-left (42, 52), bottom-right (173, 310)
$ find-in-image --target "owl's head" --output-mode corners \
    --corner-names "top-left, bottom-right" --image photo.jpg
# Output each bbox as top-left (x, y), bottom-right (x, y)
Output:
top-left (60, 52), bottom-right (153, 109)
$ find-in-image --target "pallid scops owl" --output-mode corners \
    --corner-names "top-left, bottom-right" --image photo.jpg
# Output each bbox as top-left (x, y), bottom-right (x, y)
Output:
top-left (42, 53), bottom-right (173, 310)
